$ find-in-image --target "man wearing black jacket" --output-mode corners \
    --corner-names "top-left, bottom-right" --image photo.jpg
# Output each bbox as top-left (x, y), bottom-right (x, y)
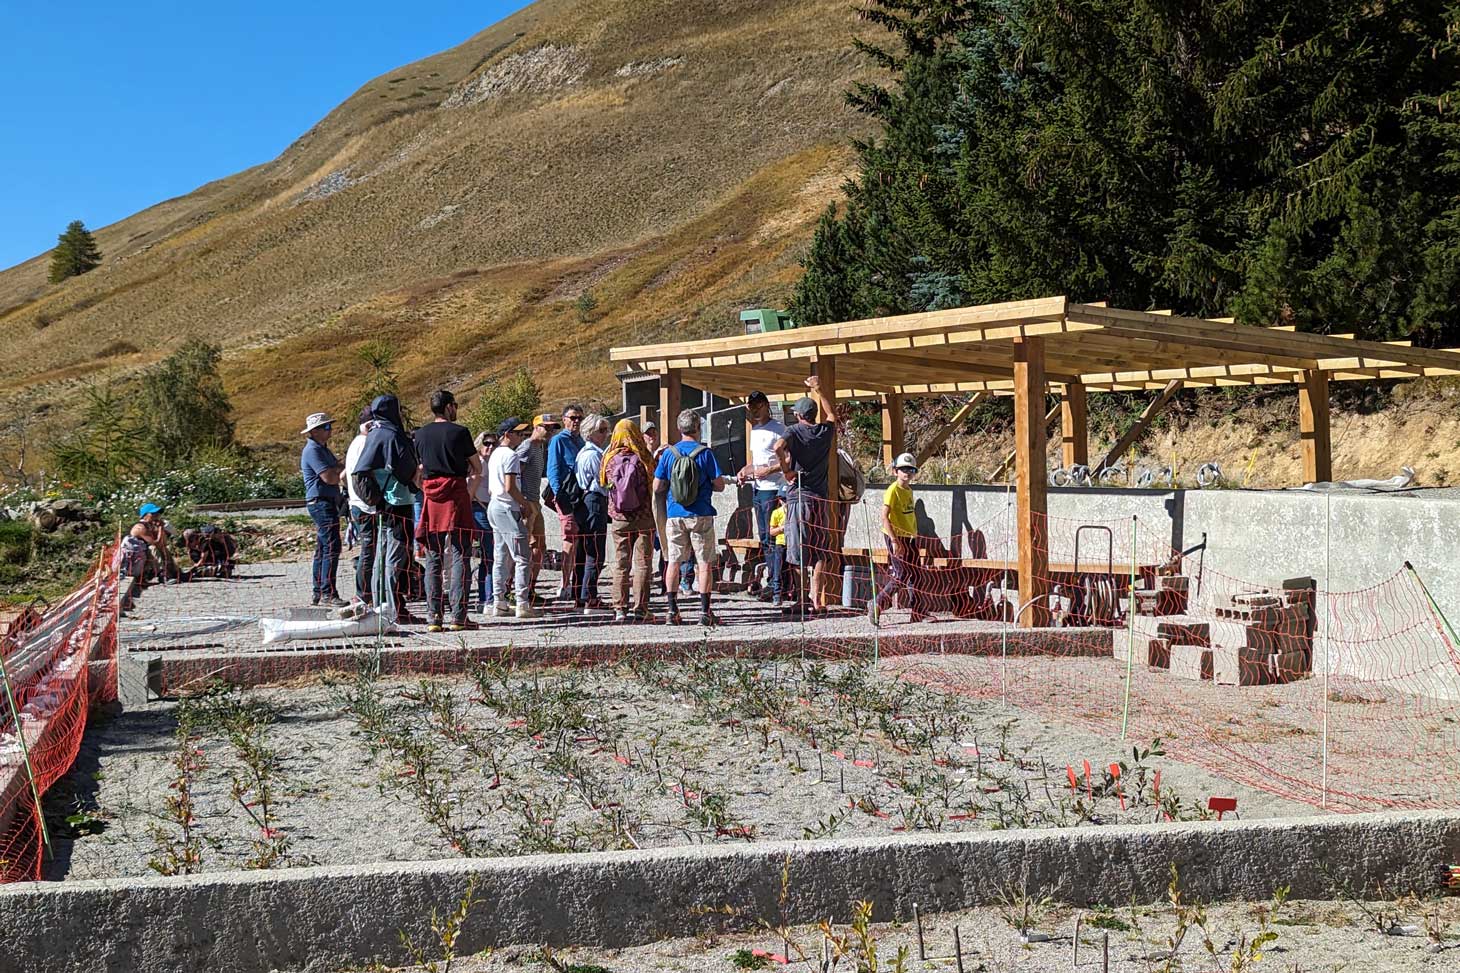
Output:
top-left (352, 394), bottom-right (424, 624)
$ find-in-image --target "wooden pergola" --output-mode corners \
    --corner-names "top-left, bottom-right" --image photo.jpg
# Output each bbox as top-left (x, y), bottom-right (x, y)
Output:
top-left (610, 296), bottom-right (1460, 626)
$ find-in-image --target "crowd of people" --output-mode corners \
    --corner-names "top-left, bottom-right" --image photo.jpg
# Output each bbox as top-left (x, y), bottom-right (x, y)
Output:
top-left (291, 374), bottom-right (924, 629)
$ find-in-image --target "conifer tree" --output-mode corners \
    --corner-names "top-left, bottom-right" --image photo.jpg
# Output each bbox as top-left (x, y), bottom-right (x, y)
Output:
top-left (47, 220), bottom-right (102, 283)
top-left (795, 0), bottom-right (1460, 340)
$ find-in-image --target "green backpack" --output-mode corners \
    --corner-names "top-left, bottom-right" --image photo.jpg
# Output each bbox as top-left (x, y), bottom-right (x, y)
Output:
top-left (669, 444), bottom-right (711, 508)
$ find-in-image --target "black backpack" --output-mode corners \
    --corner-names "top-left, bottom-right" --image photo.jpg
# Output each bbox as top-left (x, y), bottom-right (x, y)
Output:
top-left (554, 469), bottom-right (586, 514)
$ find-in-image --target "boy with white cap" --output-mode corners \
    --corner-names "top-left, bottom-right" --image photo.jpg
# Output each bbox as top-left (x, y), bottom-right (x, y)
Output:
top-left (869, 452), bottom-right (927, 625)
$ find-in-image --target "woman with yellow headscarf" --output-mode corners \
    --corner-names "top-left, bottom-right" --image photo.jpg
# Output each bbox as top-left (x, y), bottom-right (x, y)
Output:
top-left (601, 418), bottom-right (658, 622)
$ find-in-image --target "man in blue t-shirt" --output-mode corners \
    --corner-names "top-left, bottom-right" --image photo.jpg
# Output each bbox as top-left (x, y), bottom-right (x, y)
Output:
top-left (299, 411), bottom-right (346, 606)
top-left (652, 408), bottom-right (726, 626)
top-left (546, 403), bottom-right (586, 602)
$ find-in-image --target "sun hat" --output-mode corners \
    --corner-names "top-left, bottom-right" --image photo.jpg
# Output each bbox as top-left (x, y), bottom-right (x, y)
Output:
top-left (497, 416), bottom-right (530, 436)
top-left (138, 502), bottom-right (162, 517)
top-left (300, 412), bottom-right (333, 435)
top-left (892, 452), bottom-right (919, 473)
top-left (473, 431), bottom-right (497, 449)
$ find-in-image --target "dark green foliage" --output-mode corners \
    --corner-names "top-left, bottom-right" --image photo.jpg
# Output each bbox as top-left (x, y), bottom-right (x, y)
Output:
top-left (462, 368), bottom-right (543, 438)
top-left (48, 220), bottom-right (102, 284)
top-left (137, 340), bottom-right (236, 464)
top-left (346, 340), bottom-right (409, 430)
top-left (794, 0), bottom-right (1460, 340)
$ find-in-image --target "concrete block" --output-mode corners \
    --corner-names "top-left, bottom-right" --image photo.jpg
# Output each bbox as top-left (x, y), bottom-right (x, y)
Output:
top-left (1212, 645), bottom-right (1269, 687)
top-left (5, 811), bottom-right (1460, 973)
top-left (1147, 637), bottom-right (1171, 669)
top-left (1271, 649), bottom-right (1311, 683)
top-left (1131, 614), bottom-right (1210, 648)
top-left (1170, 644), bottom-right (1212, 681)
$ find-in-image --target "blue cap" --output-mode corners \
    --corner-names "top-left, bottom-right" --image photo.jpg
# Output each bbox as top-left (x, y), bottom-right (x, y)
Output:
top-left (138, 503), bottom-right (162, 517)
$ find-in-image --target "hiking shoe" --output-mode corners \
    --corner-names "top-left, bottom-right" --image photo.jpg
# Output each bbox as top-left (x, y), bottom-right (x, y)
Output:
top-left (396, 610), bottom-right (425, 625)
top-left (446, 619), bottom-right (479, 632)
top-left (516, 604), bottom-right (541, 619)
top-left (322, 595), bottom-right (349, 608)
top-left (427, 618), bottom-right (444, 633)
top-left (492, 601), bottom-right (512, 617)
top-left (665, 611), bottom-right (683, 625)
top-left (699, 611), bottom-right (722, 628)
top-left (613, 609), bottom-right (629, 623)
top-left (634, 609), bottom-right (659, 624)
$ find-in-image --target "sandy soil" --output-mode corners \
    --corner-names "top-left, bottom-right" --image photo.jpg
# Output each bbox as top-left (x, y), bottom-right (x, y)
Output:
top-left (43, 656), bottom-right (1310, 881)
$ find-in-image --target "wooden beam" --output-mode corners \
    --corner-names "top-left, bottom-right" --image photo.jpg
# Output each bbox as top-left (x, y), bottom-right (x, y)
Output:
top-left (913, 392), bottom-right (990, 467)
top-left (1299, 369), bottom-right (1331, 484)
top-left (881, 394), bottom-right (905, 467)
top-left (658, 369), bottom-right (682, 430)
top-left (1013, 337), bottom-right (1049, 628)
top-left (814, 354), bottom-right (840, 609)
top-left (1093, 380), bottom-right (1183, 474)
top-left (1061, 380), bottom-right (1088, 468)
top-left (991, 402), bottom-right (1060, 483)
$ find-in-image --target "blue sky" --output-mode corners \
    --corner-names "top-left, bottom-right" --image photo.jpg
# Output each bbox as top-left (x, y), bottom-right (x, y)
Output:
top-left (0, 3), bottom-right (529, 272)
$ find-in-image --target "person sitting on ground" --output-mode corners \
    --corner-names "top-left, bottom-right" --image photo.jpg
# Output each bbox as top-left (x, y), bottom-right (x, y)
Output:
top-left (344, 407), bottom-right (379, 608)
top-left (574, 414), bottom-right (611, 612)
top-left (300, 411), bottom-right (346, 607)
top-left (471, 431), bottom-right (497, 612)
top-left (117, 502), bottom-right (178, 606)
top-left (351, 395), bottom-right (424, 624)
top-left (773, 376), bottom-right (839, 618)
top-left (182, 525), bottom-right (238, 579)
top-left (546, 403), bottom-right (586, 603)
top-left (519, 414), bottom-right (557, 602)
top-left (487, 417), bottom-right (540, 619)
top-left (870, 452), bottom-right (929, 625)
top-left (653, 409), bottom-right (727, 626)
top-left (601, 418), bottom-right (657, 623)
top-left (414, 390), bottom-right (481, 632)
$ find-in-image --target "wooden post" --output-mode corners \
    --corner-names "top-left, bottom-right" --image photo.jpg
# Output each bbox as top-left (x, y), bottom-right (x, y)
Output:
top-left (814, 356), bottom-right (839, 494)
top-left (814, 355), bottom-right (840, 608)
top-left (1061, 381), bottom-right (1088, 469)
top-left (1013, 337), bottom-right (1049, 627)
top-left (658, 369), bottom-right (682, 430)
top-left (881, 394), bottom-right (905, 467)
top-left (1299, 369), bottom-right (1332, 484)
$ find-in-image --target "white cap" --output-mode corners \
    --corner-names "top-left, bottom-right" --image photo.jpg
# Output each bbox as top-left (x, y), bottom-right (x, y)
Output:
top-left (892, 452), bottom-right (918, 472)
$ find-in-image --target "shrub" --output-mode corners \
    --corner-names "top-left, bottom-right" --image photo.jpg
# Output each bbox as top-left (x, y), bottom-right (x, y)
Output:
top-left (461, 368), bottom-right (542, 438)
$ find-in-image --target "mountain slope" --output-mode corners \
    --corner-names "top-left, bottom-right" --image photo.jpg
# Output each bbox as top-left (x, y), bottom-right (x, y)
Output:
top-left (0, 0), bottom-right (872, 445)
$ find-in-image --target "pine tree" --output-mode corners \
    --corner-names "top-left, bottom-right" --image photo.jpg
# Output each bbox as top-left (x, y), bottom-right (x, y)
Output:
top-left (794, 0), bottom-right (1460, 340)
top-left (47, 220), bottom-right (102, 284)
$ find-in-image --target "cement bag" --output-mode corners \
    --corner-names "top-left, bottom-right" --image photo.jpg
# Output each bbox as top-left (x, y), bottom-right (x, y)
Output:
top-left (259, 608), bottom-right (395, 645)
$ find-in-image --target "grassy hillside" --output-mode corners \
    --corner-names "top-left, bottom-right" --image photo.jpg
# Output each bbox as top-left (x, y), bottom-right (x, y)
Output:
top-left (0, 0), bottom-right (872, 446)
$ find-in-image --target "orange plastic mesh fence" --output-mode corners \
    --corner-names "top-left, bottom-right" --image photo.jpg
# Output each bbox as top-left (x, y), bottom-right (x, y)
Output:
top-left (0, 545), bottom-right (118, 882)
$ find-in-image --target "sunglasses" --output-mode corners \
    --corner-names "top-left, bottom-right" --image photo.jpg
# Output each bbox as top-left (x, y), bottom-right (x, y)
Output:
top-left (564, 414), bottom-right (583, 422)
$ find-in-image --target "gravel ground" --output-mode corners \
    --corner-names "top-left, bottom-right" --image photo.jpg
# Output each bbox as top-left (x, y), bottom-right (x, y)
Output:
top-left (356, 895), bottom-right (1460, 973)
top-left (43, 656), bottom-right (1311, 881)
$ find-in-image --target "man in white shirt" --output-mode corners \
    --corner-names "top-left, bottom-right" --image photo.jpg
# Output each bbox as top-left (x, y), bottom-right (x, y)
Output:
top-left (737, 391), bottom-right (787, 605)
top-left (486, 417), bottom-right (540, 619)
top-left (343, 407), bottom-right (379, 606)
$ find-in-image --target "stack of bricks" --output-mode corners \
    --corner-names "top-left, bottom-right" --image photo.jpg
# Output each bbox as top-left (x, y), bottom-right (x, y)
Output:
top-left (1123, 577), bottom-right (1315, 688)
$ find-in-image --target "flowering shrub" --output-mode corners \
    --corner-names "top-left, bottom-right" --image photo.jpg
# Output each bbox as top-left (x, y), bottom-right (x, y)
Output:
top-left (0, 464), bottom-right (303, 518)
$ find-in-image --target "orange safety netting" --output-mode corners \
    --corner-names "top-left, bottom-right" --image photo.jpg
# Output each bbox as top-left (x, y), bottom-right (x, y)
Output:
top-left (0, 545), bottom-right (118, 883)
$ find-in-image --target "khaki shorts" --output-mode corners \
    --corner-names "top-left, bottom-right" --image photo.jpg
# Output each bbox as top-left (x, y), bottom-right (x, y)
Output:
top-left (666, 516), bottom-right (715, 564)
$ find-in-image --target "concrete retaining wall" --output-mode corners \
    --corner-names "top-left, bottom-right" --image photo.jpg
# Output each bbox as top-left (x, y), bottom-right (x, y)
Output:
top-left (5, 811), bottom-right (1456, 973)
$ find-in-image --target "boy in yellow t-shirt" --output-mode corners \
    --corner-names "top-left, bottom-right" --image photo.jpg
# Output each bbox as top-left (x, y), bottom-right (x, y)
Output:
top-left (766, 495), bottom-right (788, 602)
top-left (870, 453), bottom-right (926, 625)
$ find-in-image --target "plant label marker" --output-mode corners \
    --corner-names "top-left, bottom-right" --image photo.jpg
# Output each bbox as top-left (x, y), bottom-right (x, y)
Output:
top-left (1208, 796), bottom-right (1238, 820)
top-left (1073, 914), bottom-right (1082, 964)
top-left (953, 925), bottom-right (965, 973)
top-left (1102, 931), bottom-right (1109, 973)
top-left (913, 902), bottom-right (926, 960)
